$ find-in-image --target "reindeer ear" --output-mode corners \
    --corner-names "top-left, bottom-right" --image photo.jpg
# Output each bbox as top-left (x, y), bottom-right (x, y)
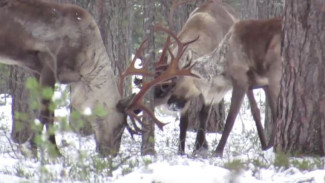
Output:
top-left (186, 50), bottom-right (193, 63)
top-left (183, 50), bottom-right (193, 69)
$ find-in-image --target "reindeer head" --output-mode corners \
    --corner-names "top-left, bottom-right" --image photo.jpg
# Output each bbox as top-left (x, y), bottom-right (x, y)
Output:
top-left (153, 1), bottom-right (238, 111)
top-left (148, 25), bottom-right (202, 111)
top-left (117, 24), bottom-right (199, 135)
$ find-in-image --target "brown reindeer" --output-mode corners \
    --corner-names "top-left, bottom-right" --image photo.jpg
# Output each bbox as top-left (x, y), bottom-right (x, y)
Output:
top-left (0, 0), bottom-right (128, 156)
top-left (0, 0), bottom-right (196, 156)
top-left (153, 0), bottom-right (238, 154)
top-left (177, 17), bottom-right (283, 156)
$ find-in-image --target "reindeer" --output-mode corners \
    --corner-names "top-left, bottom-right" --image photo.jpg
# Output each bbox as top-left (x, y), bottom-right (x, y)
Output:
top-left (0, 0), bottom-right (129, 156)
top-left (152, 0), bottom-right (238, 154)
top-left (167, 17), bottom-right (283, 156)
top-left (0, 0), bottom-right (198, 157)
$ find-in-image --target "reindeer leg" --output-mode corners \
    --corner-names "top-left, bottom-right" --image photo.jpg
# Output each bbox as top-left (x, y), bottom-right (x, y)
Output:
top-left (214, 84), bottom-right (246, 157)
top-left (263, 85), bottom-right (278, 149)
top-left (39, 66), bottom-right (61, 156)
top-left (194, 104), bottom-right (209, 153)
top-left (178, 111), bottom-right (189, 155)
top-left (247, 90), bottom-right (268, 150)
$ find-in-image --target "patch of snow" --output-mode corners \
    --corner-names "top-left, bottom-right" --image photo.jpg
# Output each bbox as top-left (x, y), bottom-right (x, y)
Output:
top-left (0, 89), bottom-right (324, 183)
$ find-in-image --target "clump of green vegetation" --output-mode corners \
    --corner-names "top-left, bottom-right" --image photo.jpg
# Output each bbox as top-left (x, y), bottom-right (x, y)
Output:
top-left (122, 167), bottom-right (133, 175)
top-left (291, 157), bottom-right (325, 171)
top-left (14, 164), bottom-right (33, 179)
top-left (273, 151), bottom-right (290, 170)
top-left (251, 158), bottom-right (270, 169)
top-left (143, 157), bottom-right (153, 167)
top-left (223, 159), bottom-right (247, 172)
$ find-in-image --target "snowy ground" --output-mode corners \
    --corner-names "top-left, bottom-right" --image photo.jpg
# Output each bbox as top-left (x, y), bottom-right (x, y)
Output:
top-left (0, 88), bottom-right (324, 183)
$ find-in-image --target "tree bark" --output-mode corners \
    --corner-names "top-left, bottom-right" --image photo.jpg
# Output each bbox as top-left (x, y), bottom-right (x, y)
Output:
top-left (276, 0), bottom-right (325, 156)
top-left (159, 0), bottom-right (205, 33)
top-left (240, 0), bottom-right (283, 19)
top-left (9, 67), bottom-right (35, 144)
top-left (141, 0), bottom-right (156, 156)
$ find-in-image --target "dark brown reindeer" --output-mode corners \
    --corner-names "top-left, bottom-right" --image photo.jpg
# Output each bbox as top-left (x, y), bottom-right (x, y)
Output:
top-left (0, 0), bottom-right (129, 156)
top-left (152, 0), bottom-right (238, 154)
top-left (171, 17), bottom-right (283, 157)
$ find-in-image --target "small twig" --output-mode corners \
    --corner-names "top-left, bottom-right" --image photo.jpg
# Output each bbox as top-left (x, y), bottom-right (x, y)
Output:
top-left (2, 131), bottom-right (20, 159)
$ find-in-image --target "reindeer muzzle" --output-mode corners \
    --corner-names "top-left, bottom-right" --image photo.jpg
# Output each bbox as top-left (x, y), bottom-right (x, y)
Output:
top-left (167, 95), bottom-right (187, 111)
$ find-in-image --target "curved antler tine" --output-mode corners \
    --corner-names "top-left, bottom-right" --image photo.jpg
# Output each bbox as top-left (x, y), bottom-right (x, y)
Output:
top-left (177, 65), bottom-right (200, 78)
top-left (154, 24), bottom-right (183, 57)
top-left (129, 115), bottom-right (144, 133)
top-left (119, 39), bottom-right (155, 95)
top-left (139, 104), bottom-right (168, 130)
top-left (183, 35), bottom-right (200, 47)
top-left (154, 24), bottom-right (199, 61)
top-left (167, 46), bottom-right (176, 61)
top-left (154, 24), bottom-right (179, 43)
top-left (133, 39), bottom-right (148, 63)
top-left (125, 122), bottom-right (138, 139)
top-left (126, 111), bottom-right (145, 132)
top-left (179, 35), bottom-right (199, 58)
top-left (155, 36), bottom-right (171, 68)
top-left (119, 24), bottom-right (198, 132)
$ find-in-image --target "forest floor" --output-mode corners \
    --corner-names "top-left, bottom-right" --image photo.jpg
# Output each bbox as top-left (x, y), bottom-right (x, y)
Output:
top-left (0, 89), bottom-right (324, 183)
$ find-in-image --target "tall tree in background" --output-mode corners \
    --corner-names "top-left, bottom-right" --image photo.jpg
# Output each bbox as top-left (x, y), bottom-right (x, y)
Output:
top-left (141, 0), bottom-right (156, 155)
top-left (160, 0), bottom-right (205, 33)
top-left (276, 0), bottom-right (325, 155)
top-left (9, 67), bottom-right (35, 144)
top-left (240, 0), bottom-right (283, 19)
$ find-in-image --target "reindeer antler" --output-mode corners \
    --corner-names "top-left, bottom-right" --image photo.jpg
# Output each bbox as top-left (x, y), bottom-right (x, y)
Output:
top-left (118, 25), bottom-right (200, 133)
top-left (118, 39), bottom-right (154, 96)
top-left (154, 24), bottom-right (199, 78)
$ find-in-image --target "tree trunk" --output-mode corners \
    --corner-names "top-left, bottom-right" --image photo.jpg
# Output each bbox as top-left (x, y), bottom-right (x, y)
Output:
top-left (187, 96), bottom-right (225, 133)
top-left (141, 0), bottom-right (156, 156)
top-left (240, 0), bottom-right (283, 19)
top-left (276, 0), bottom-right (325, 156)
top-left (9, 67), bottom-right (35, 144)
top-left (159, 0), bottom-right (205, 33)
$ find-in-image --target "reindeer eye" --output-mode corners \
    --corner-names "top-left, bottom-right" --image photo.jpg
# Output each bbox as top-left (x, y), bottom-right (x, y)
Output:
top-left (161, 84), bottom-right (170, 89)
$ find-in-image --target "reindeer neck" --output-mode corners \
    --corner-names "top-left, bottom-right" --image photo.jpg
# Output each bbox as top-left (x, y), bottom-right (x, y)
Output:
top-left (192, 30), bottom-right (232, 82)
